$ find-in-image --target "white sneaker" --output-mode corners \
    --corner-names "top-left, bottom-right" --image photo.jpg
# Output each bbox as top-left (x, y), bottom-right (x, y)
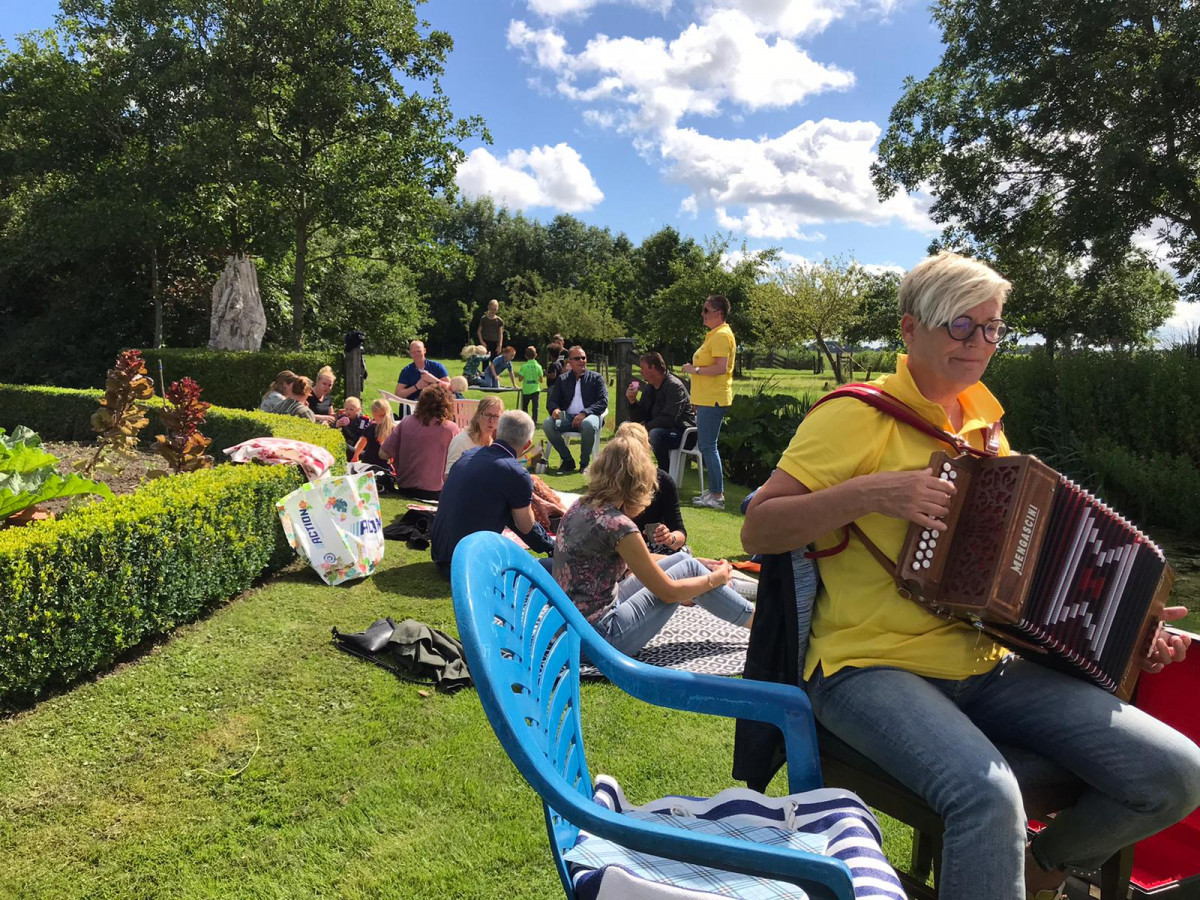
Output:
top-left (695, 493), bottom-right (725, 510)
top-left (729, 575), bottom-right (758, 601)
top-left (691, 491), bottom-right (711, 506)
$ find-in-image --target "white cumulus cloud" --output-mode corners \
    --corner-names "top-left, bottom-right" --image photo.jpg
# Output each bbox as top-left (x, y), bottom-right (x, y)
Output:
top-left (508, 10), bottom-right (854, 132)
top-left (657, 120), bottom-right (934, 237)
top-left (456, 143), bottom-right (604, 213)
top-left (527, 0), bottom-right (672, 18)
top-left (701, 0), bottom-right (903, 39)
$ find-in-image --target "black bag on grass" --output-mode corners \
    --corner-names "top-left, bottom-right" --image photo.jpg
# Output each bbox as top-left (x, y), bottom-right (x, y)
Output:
top-left (332, 617), bottom-right (472, 694)
top-left (382, 508), bottom-right (435, 550)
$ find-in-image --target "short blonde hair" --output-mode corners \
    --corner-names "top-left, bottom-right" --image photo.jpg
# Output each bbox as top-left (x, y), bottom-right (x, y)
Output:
top-left (449, 375), bottom-right (469, 394)
top-left (898, 252), bottom-right (1012, 327)
top-left (581, 433), bottom-right (657, 515)
top-left (343, 396), bottom-right (362, 412)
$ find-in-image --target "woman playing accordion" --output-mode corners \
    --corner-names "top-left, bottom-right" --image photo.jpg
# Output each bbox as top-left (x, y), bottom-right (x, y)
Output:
top-left (742, 252), bottom-right (1200, 900)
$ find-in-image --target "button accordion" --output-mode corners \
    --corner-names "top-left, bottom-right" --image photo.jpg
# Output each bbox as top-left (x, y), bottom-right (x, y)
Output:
top-left (898, 451), bottom-right (1175, 699)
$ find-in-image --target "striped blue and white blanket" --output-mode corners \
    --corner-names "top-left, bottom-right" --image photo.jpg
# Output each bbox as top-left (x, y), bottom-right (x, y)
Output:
top-left (565, 775), bottom-right (906, 900)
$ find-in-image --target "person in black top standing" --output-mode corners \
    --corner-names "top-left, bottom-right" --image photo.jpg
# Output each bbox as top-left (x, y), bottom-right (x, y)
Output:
top-left (625, 351), bottom-right (696, 471)
top-left (477, 298), bottom-right (505, 357)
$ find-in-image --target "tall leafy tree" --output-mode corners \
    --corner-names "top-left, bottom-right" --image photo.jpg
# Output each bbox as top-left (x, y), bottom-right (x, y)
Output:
top-left (631, 236), bottom-right (773, 361)
top-left (765, 257), bottom-right (868, 384)
top-left (844, 270), bottom-right (903, 350)
top-left (872, 0), bottom-right (1200, 302)
top-left (207, 0), bottom-right (487, 347)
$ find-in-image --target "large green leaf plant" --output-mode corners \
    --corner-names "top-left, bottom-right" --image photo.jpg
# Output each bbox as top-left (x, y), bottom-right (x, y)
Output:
top-left (0, 426), bottom-right (113, 521)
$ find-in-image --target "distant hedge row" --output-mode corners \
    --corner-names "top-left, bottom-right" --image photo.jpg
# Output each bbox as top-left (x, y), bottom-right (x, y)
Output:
top-left (0, 384), bottom-right (346, 707)
top-left (139, 348), bottom-right (344, 410)
top-left (974, 350), bottom-right (1199, 533)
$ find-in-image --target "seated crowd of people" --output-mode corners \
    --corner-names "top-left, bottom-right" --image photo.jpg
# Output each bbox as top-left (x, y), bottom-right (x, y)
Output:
top-left (258, 271), bottom-right (1200, 899)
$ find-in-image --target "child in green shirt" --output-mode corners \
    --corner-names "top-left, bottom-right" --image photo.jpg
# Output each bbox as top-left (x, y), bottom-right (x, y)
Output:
top-left (517, 345), bottom-right (544, 419)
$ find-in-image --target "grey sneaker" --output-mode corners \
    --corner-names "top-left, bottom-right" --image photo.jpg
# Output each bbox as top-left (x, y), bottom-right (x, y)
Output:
top-left (695, 493), bottom-right (725, 510)
top-left (691, 491), bottom-right (711, 506)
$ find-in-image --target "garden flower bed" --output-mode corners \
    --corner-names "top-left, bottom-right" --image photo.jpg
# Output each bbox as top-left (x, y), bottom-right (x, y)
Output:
top-left (0, 384), bottom-right (345, 707)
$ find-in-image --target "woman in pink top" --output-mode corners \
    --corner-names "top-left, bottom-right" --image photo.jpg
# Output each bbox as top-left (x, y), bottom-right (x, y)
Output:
top-left (380, 385), bottom-right (460, 500)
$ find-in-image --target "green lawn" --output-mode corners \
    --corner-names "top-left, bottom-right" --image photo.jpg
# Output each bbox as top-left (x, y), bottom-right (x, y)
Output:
top-left (2, 354), bottom-right (1194, 898)
top-left (2, 483), bottom-right (907, 899)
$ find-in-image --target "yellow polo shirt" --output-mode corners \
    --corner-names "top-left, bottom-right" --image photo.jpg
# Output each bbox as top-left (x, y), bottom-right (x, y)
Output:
top-left (778, 356), bottom-right (1012, 681)
top-left (690, 323), bottom-right (736, 407)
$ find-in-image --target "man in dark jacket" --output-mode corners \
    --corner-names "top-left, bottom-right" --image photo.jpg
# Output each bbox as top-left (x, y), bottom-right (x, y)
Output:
top-left (625, 351), bottom-right (697, 471)
top-left (542, 344), bottom-right (609, 474)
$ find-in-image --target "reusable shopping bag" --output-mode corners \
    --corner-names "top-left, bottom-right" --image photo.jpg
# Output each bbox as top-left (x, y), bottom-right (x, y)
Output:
top-left (276, 472), bottom-right (384, 585)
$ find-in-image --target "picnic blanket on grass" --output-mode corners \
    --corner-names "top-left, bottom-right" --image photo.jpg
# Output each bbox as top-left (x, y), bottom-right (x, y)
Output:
top-left (580, 602), bottom-right (750, 679)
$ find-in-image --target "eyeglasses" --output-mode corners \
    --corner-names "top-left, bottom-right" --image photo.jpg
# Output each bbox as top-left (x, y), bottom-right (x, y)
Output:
top-left (943, 316), bottom-right (1008, 344)
top-left (482, 413), bottom-right (501, 421)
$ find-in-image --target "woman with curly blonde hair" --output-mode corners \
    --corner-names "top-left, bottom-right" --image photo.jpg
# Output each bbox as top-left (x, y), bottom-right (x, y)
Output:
top-left (380, 384), bottom-right (460, 500)
top-left (552, 432), bottom-right (753, 656)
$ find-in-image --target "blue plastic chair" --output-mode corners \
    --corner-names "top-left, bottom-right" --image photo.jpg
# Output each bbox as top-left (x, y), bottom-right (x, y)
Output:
top-left (451, 532), bottom-right (856, 900)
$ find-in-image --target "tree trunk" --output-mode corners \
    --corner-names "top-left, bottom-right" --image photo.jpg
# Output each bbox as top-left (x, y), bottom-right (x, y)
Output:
top-left (151, 242), bottom-right (163, 349)
top-left (815, 334), bottom-right (842, 384)
top-left (291, 218), bottom-right (308, 350)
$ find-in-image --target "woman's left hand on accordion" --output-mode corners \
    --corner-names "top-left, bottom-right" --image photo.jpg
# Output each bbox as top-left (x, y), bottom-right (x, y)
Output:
top-left (1140, 606), bottom-right (1193, 674)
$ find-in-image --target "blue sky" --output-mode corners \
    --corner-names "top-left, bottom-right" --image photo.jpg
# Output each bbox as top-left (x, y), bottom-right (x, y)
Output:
top-left (3, 0), bottom-right (1197, 334)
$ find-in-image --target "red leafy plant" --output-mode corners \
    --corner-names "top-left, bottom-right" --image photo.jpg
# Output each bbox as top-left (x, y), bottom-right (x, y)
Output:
top-left (153, 377), bottom-right (214, 474)
top-left (80, 349), bottom-right (155, 477)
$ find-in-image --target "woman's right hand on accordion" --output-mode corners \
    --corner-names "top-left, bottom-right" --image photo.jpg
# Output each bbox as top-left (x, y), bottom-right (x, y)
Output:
top-left (865, 466), bottom-right (957, 531)
top-left (1140, 607), bottom-right (1192, 674)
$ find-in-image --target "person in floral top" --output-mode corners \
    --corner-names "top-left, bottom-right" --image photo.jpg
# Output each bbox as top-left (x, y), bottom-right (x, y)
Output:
top-left (552, 431), bottom-right (754, 656)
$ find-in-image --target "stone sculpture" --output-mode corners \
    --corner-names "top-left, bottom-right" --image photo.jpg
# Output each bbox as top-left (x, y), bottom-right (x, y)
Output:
top-left (208, 254), bottom-right (267, 351)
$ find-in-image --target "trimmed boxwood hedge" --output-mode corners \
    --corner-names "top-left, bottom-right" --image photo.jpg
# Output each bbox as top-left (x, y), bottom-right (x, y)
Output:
top-left (0, 384), bottom-right (347, 707)
top-left (138, 348), bottom-right (344, 410)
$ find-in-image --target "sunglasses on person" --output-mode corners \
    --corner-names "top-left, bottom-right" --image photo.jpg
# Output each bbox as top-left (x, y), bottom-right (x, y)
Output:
top-left (943, 316), bottom-right (1008, 344)
top-left (569, 354), bottom-right (587, 362)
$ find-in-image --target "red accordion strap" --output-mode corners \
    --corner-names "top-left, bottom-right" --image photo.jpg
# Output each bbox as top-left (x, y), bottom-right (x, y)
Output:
top-left (802, 383), bottom-right (999, 571)
top-left (809, 383), bottom-right (997, 459)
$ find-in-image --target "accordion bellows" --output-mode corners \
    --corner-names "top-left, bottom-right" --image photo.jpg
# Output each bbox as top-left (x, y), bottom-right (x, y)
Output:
top-left (899, 451), bottom-right (1174, 699)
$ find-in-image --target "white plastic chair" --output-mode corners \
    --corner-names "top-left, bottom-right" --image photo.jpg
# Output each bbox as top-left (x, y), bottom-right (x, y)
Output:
top-left (379, 389), bottom-right (418, 419)
top-left (668, 426), bottom-right (704, 492)
top-left (557, 410), bottom-right (607, 465)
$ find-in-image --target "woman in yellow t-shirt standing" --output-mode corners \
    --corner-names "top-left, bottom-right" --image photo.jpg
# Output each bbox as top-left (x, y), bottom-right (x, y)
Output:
top-left (681, 294), bottom-right (736, 510)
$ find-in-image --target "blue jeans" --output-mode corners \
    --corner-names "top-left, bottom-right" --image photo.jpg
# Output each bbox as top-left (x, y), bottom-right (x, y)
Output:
top-left (694, 404), bottom-right (727, 494)
top-left (647, 427), bottom-right (684, 472)
top-left (807, 656), bottom-right (1200, 899)
top-left (542, 411), bottom-right (602, 467)
top-left (595, 552), bottom-right (754, 656)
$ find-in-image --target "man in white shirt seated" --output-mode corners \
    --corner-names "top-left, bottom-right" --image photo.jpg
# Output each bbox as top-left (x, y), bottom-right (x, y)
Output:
top-left (541, 345), bottom-right (608, 474)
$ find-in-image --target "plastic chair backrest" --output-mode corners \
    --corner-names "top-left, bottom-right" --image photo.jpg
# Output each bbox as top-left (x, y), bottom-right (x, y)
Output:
top-left (454, 399), bottom-right (480, 430)
top-left (1131, 643), bottom-right (1200, 891)
top-left (452, 532), bottom-right (853, 900)
top-left (451, 532), bottom-right (593, 895)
